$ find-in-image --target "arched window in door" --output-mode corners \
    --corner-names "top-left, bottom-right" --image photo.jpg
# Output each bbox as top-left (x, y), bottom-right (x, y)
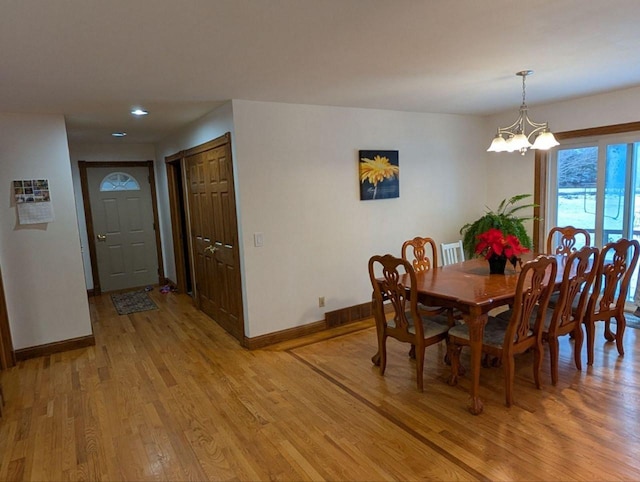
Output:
top-left (99, 172), bottom-right (141, 191)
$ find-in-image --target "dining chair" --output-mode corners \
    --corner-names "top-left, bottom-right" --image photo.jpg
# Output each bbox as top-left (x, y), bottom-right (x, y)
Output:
top-left (546, 226), bottom-right (591, 256)
top-left (495, 247), bottom-right (599, 384)
top-left (441, 240), bottom-right (465, 266)
top-left (543, 246), bottom-right (599, 384)
top-left (368, 254), bottom-right (450, 392)
top-left (447, 255), bottom-right (557, 407)
top-left (402, 236), bottom-right (456, 326)
top-left (584, 238), bottom-right (640, 365)
top-left (402, 236), bottom-right (438, 273)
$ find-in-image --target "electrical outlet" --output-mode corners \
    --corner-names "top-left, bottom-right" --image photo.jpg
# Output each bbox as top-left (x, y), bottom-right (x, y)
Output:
top-left (318, 296), bottom-right (325, 308)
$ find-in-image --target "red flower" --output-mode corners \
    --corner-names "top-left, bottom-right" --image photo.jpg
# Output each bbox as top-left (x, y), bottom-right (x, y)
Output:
top-left (475, 228), bottom-right (529, 260)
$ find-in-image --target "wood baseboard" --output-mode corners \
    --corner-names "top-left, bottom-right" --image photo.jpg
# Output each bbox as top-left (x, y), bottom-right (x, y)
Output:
top-left (14, 334), bottom-right (95, 361)
top-left (244, 320), bottom-right (326, 350)
top-left (244, 300), bottom-right (374, 350)
top-left (325, 301), bottom-right (372, 327)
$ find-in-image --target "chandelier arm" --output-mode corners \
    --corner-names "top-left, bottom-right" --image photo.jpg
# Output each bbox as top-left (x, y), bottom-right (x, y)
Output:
top-left (496, 114), bottom-right (525, 136)
top-left (522, 112), bottom-right (550, 140)
top-left (522, 112), bottom-right (548, 129)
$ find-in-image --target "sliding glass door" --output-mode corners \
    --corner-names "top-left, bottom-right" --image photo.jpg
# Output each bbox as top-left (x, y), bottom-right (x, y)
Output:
top-left (552, 145), bottom-right (597, 245)
top-left (549, 137), bottom-right (640, 299)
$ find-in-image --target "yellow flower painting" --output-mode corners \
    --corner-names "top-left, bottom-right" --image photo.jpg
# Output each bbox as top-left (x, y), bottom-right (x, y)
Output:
top-left (359, 150), bottom-right (399, 200)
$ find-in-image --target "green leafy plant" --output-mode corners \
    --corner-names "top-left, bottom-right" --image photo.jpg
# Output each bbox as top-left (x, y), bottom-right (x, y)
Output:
top-left (459, 194), bottom-right (536, 260)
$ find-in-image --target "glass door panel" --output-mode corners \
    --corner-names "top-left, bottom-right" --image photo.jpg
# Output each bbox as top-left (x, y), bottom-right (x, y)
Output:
top-left (630, 143), bottom-right (640, 301)
top-left (555, 146), bottom-right (597, 249)
top-left (603, 143), bottom-right (628, 244)
top-left (552, 140), bottom-right (640, 301)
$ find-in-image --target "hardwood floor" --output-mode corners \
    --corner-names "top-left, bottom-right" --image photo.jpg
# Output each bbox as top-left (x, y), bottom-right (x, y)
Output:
top-left (1, 290), bottom-right (640, 480)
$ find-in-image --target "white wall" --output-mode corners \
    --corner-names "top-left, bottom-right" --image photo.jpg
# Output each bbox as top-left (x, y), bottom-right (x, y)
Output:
top-left (485, 85), bottom-right (640, 211)
top-left (68, 143), bottom-right (157, 289)
top-left (0, 113), bottom-right (92, 349)
top-left (232, 100), bottom-right (487, 337)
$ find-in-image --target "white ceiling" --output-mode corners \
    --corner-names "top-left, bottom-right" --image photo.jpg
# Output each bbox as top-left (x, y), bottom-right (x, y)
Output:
top-left (2, 0), bottom-right (640, 144)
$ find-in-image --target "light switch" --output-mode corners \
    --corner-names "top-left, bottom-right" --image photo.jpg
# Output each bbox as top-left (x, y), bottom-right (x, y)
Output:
top-left (254, 232), bottom-right (264, 247)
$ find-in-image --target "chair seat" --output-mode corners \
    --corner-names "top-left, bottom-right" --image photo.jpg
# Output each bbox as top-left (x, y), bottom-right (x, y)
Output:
top-left (388, 311), bottom-right (450, 338)
top-left (496, 307), bottom-right (546, 330)
top-left (548, 291), bottom-right (590, 312)
top-left (550, 291), bottom-right (615, 317)
top-left (417, 303), bottom-right (446, 314)
top-left (448, 316), bottom-right (521, 348)
top-left (549, 291), bottom-right (580, 310)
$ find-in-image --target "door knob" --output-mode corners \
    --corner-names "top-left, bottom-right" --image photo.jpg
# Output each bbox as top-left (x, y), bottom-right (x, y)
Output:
top-left (204, 245), bottom-right (218, 254)
top-left (97, 234), bottom-right (107, 242)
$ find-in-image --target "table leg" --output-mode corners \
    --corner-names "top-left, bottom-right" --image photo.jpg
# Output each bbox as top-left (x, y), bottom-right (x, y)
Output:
top-left (465, 311), bottom-right (487, 415)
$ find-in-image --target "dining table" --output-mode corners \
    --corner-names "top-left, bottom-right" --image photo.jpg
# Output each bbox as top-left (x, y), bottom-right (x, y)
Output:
top-left (397, 252), bottom-right (569, 415)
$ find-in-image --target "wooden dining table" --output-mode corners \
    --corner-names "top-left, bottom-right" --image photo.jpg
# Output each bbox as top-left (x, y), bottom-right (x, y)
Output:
top-left (399, 253), bottom-right (568, 415)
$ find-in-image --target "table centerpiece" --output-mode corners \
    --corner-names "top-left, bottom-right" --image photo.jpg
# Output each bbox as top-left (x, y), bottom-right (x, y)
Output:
top-left (475, 227), bottom-right (529, 274)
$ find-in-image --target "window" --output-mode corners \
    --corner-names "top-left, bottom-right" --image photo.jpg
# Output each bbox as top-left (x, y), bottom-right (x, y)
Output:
top-left (543, 127), bottom-right (640, 300)
top-left (99, 172), bottom-right (141, 191)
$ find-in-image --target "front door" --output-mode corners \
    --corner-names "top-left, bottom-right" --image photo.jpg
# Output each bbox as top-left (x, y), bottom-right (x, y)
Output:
top-left (186, 134), bottom-right (244, 341)
top-left (86, 165), bottom-right (160, 292)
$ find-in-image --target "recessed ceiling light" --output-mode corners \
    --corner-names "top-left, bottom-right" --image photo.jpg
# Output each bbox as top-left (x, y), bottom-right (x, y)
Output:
top-left (131, 108), bottom-right (148, 116)
top-left (112, 132), bottom-right (127, 137)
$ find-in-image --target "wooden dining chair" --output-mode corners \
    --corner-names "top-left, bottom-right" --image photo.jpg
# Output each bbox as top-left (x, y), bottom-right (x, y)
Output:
top-left (447, 255), bottom-right (557, 407)
top-left (543, 246), bottom-right (599, 384)
top-left (368, 254), bottom-right (450, 392)
top-left (546, 226), bottom-right (591, 256)
top-left (584, 238), bottom-right (640, 365)
top-left (495, 247), bottom-right (599, 384)
top-left (402, 236), bottom-right (438, 273)
top-left (441, 240), bottom-right (465, 266)
top-left (402, 235), bottom-right (456, 330)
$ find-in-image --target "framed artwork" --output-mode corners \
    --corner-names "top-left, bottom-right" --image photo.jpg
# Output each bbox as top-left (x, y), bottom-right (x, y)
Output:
top-left (359, 150), bottom-right (399, 200)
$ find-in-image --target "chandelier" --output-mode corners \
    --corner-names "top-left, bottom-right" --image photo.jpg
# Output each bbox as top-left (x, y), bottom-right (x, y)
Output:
top-left (487, 70), bottom-right (559, 155)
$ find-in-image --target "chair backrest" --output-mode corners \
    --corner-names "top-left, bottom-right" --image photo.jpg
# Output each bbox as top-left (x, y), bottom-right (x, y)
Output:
top-left (587, 238), bottom-right (640, 318)
top-left (401, 236), bottom-right (438, 273)
top-left (441, 240), bottom-right (465, 266)
top-left (546, 226), bottom-right (591, 256)
top-left (505, 255), bottom-right (557, 349)
top-left (368, 254), bottom-right (422, 340)
top-left (548, 246), bottom-right (599, 335)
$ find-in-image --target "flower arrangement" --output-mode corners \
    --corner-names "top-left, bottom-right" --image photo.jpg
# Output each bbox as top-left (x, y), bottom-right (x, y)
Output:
top-left (475, 227), bottom-right (529, 268)
top-left (460, 194), bottom-right (535, 260)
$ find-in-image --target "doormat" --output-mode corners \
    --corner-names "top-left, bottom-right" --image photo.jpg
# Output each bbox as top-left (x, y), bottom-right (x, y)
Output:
top-left (111, 290), bottom-right (158, 315)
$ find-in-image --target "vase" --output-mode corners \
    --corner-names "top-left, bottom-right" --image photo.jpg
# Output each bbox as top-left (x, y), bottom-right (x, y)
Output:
top-left (488, 255), bottom-right (507, 274)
